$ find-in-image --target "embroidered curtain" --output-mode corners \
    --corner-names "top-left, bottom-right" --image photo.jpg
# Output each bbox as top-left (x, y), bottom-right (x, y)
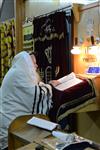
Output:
top-left (0, 19), bottom-right (15, 84)
top-left (33, 11), bottom-right (73, 83)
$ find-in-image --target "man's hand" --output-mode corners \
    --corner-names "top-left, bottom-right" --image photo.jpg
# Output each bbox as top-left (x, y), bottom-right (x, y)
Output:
top-left (49, 80), bottom-right (61, 87)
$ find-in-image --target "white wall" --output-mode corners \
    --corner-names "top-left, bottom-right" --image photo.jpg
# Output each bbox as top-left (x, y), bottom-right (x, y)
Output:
top-left (25, 0), bottom-right (71, 18)
top-left (78, 2), bottom-right (100, 43)
top-left (0, 0), bottom-right (14, 22)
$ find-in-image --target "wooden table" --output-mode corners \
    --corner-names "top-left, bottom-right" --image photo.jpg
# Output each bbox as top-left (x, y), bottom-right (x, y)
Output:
top-left (17, 143), bottom-right (95, 150)
top-left (17, 143), bottom-right (41, 150)
top-left (8, 114), bottom-right (52, 150)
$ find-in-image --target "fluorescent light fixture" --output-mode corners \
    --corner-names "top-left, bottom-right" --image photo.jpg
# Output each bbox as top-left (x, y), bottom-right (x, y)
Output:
top-left (29, 0), bottom-right (53, 2)
top-left (71, 46), bottom-right (81, 54)
top-left (60, 0), bottom-right (99, 5)
top-left (88, 45), bottom-right (100, 54)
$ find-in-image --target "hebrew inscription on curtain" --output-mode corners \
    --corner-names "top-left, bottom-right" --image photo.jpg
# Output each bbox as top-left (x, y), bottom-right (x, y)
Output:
top-left (33, 11), bottom-right (71, 83)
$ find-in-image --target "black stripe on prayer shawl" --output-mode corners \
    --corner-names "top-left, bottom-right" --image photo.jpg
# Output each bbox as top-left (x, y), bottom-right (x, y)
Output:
top-left (32, 86), bottom-right (37, 114)
top-left (40, 86), bottom-right (48, 114)
top-left (37, 86), bottom-right (42, 113)
top-left (45, 86), bottom-right (50, 115)
top-left (41, 85), bottom-right (50, 115)
top-left (32, 85), bottom-right (52, 115)
top-left (41, 88), bottom-right (45, 114)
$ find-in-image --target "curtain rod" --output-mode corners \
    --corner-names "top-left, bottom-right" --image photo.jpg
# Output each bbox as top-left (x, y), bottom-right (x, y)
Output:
top-left (34, 4), bottom-right (72, 19)
top-left (23, 4), bottom-right (72, 23)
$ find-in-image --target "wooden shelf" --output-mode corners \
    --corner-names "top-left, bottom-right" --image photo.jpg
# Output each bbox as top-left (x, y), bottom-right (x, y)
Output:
top-left (76, 101), bottom-right (100, 113)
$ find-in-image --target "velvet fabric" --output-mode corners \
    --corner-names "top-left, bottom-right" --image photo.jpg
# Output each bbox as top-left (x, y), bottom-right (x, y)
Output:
top-left (33, 12), bottom-right (72, 82)
top-left (49, 78), bottom-right (96, 130)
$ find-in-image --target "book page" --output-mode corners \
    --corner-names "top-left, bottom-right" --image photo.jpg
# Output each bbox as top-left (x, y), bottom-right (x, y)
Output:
top-left (27, 117), bottom-right (58, 131)
top-left (56, 73), bottom-right (83, 91)
top-left (58, 72), bottom-right (76, 83)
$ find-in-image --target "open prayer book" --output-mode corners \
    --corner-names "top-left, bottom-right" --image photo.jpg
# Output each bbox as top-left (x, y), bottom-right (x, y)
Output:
top-left (55, 72), bottom-right (83, 91)
top-left (27, 117), bottom-right (58, 131)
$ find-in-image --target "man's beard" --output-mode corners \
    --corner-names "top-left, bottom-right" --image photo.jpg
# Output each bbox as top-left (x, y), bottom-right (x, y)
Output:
top-left (36, 71), bottom-right (41, 82)
top-left (33, 69), bottom-right (41, 84)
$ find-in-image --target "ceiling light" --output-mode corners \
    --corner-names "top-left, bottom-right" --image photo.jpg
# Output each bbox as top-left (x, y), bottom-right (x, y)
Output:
top-left (60, 0), bottom-right (99, 5)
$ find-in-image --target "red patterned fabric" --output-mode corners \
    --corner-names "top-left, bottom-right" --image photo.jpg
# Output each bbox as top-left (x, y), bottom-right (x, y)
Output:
top-left (49, 78), bottom-right (96, 130)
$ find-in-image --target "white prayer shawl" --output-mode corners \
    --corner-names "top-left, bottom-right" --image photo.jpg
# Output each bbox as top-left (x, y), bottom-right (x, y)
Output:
top-left (0, 51), bottom-right (52, 149)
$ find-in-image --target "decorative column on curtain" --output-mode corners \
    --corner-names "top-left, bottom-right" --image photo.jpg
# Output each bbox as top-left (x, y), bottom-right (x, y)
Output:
top-left (0, 19), bottom-right (15, 84)
top-left (23, 21), bottom-right (33, 52)
top-left (33, 11), bottom-right (72, 83)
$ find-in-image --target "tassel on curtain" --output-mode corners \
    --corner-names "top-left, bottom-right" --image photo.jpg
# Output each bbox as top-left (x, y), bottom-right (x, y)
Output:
top-left (0, 19), bottom-right (15, 84)
top-left (33, 11), bottom-right (72, 83)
